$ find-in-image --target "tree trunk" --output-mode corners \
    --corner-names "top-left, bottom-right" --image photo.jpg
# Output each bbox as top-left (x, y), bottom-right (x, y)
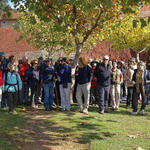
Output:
top-left (73, 43), bottom-right (83, 67)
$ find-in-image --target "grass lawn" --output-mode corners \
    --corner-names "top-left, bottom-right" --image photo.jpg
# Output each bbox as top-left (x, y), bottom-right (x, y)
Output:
top-left (0, 100), bottom-right (150, 150)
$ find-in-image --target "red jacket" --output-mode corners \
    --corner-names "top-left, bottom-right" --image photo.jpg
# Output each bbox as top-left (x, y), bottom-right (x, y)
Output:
top-left (91, 66), bottom-right (97, 87)
top-left (19, 62), bottom-right (29, 81)
top-left (0, 69), bottom-right (4, 86)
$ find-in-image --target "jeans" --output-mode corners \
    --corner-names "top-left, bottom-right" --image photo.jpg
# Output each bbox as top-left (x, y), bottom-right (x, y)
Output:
top-left (97, 85), bottom-right (110, 111)
top-left (43, 82), bottom-right (54, 109)
top-left (31, 83), bottom-right (39, 105)
top-left (132, 86), bottom-right (147, 112)
top-left (126, 87), bottom-right (134, 107)
top-left (20, 82), bottom-right (29, 103)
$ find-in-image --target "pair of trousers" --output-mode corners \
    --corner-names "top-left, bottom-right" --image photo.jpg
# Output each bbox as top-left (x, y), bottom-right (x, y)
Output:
top-left (97, 85), bottom-right (110, 111)
top-left (59, 83), bottom-right (71, 110)
top-left (20, 82), bottom-right (29, 103)
top-left (31, 81), bottom-right (39, 105)
top-left (76, 83), bottom-right (91, 110)
top-left (126, 87), bottom-right (134, 107)
top-left (90, 86), bottom-right (98, 104)
top-left (7, 92), bottom-right (18, 112)
top-left (43, 82), bottom-right (54, 109)
top-left (132, 86), bottom-right (147, 112)
top-left (1, 93), bottom-right (7, 108)
top-left (110, 84), bottom-right (120, 109)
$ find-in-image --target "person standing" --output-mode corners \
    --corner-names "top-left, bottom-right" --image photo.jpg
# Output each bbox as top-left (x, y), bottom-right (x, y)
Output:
top-left (125, 58), bottom-right (136, 108)
top-left (42, 58), bottom-right (56, 111)
top-left (94, 55), bottom-right (111, 114)
top-left (2, 63), bottom-right (22, 114)
top-left (76, 56), bottom-right (93, 114)
top-left (58, 58), bottom-right (71, 111)
top-left (19, 56), bottom-right (30, 105)
top-left (131, 61), bottom-right (147, 115)
top-left (110, 60), bottom-right (123, 110)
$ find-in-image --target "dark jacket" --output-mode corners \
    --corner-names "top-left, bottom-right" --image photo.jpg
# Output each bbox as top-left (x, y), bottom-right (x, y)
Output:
top-left (42, 65), bottom-right (56, 84)
top-left (94, 63), bottom-right (111, 87)
top-left (58, 64), bottom-right (71, 84)
top-left (132, 69), bottom-right (147, 87)
top-left (77, 65), bottom-right (93, 85)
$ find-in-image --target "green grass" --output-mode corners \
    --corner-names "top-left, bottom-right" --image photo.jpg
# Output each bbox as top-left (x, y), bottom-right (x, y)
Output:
top-left (0, 101), bottom-right (150, 150)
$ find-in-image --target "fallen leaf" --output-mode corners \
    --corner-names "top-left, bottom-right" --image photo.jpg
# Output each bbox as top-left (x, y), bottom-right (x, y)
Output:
top-left (136, 146), bottom-right (144, 150)
top-left (128, 135), bottom-right (137, 139)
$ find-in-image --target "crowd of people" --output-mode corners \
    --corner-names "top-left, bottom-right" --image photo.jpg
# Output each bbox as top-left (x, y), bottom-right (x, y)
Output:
top-left (0, 51), bottom-right (150, 115)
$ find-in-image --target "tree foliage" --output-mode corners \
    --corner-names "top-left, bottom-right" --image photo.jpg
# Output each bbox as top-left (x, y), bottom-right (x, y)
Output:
top-left (102, 16), bottom-right (150, 52)
top-left (0, 0), bottom-right (13, 19)
top-left (11, 0), bottom-right (150, 65)
top-left (14, 12), bottom-right (75, 56)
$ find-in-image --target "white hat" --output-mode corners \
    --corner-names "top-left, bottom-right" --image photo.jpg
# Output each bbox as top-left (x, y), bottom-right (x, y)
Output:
top-left (103, 55), bottom-right (109, 60)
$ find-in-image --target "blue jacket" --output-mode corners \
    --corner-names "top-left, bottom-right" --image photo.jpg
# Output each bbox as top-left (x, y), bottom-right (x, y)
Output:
top-left (58, 64), bottom-right (71, 84)
top-left (94, 63), bottom-right (111, 87)
top-left (42, 65), bottom-right (56, 84)
top-left (77, 65), bottom-right (93, 85)
top-left (2, 71), bottom-right (22, 92)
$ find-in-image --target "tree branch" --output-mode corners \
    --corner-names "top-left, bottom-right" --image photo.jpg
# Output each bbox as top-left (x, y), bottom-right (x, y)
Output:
top-left (39, 0), bottom-right (62, 24)
top-left (81, 10), bottom-right (103, 45)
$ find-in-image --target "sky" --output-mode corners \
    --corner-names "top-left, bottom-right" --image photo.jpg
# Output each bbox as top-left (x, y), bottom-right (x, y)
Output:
top-left (8, 0), bottom-right (15, 8)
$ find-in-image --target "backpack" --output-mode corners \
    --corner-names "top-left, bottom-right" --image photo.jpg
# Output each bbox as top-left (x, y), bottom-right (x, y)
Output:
top-left (5, 71), bottom-right (19, 92)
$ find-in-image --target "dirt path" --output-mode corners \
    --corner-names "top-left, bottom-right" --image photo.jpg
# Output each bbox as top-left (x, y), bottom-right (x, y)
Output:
top-left (18, 108), bottom-right (88, 150)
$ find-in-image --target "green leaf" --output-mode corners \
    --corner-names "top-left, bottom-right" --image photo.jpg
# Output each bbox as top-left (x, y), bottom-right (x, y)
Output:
top-left (105, 0), bottom-right (112, 8)
top-left (133, 20), bottom-right (138, 28)
top-left (140, 18), bottom-right (147, 28)
top-left (148, 17), bottom-right (150, 24)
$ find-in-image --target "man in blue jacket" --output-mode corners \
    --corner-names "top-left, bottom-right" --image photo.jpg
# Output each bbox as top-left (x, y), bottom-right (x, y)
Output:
top-left (94, 55), bottom-right (111, 114)
top-left (41, 58), bottom-right (56, 111)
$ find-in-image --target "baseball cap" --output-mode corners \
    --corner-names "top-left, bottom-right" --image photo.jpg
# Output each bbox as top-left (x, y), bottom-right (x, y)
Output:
top-left (45, 58), bottom-right (52, 62)
top-left (103, 55), bottom-right (109, 60)
top-left (130, 57), bottom-right (136, 62)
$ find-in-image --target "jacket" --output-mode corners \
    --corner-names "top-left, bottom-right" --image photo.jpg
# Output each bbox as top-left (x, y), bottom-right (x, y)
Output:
top-left (77, 65), bottom-right (93, 85)
top-left (111, 68), bottom-right (123, 85)
top-left (19, 62), bottom-right (30, 81)
top-left (91, 66), bottom-right (97, 87)
top-left (2, 71), bottom-right (22, 92)
top-left (125, 67), bottom-right (135, 87)
top-left (58, 64), bottom-right (71, 84)
top-left (42, 65), bottom-right (56, 84)
top-left (94, 63), bottom-right (111, 87)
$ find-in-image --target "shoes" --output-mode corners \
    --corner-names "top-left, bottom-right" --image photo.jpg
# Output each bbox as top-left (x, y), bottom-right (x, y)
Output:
top-left (9, 111), bottom-right (13, 115)
top-left (131, 111), bottom-right (138, 115)
top-left (99, 109), bottom-right (104, 114)
top-left (13, 110), bottom-right (18, 114)
top-left (104, 109), bottom-right (108, 113)
top-left (140, 109), bottom-right (145, 116)
top-left (66, 108), bottom-right (70, 112)
top-left (76, 107), bottom-right (83, 113)
top-left (83, 108), bottom-right (88, 115)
